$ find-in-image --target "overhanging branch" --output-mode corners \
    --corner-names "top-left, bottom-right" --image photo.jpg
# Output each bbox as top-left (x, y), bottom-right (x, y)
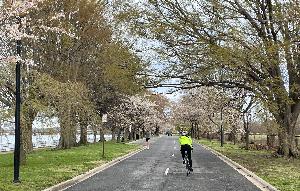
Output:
top-left (144, 79), bottom-right (254, 92)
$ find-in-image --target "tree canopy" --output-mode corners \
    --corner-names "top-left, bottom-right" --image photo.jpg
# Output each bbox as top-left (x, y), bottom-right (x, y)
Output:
top-left (115, 0), bottom-right (300, 157)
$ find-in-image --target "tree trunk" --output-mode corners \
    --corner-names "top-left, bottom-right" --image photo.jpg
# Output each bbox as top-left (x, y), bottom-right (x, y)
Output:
top-left (132, 129), bottom-right (136, 141)
top-left (79, 121), bottom-right (87, 145)
top-left (19, 143), bottom-right (26, 165)
top-left (243, 113), bottom-right (250, 150)
top-left (234, 125), bottom-right (237, 145)
top-left (93, 129), bottom-right (97, 143)
top-left (134, 130), bottom-right (137, 140)
top-left (196, 123), bottom-right (200, 139)
top-left (272, 102), bottom-right (300, 157)
top-left (206, 132), bottom-right (212, 141)
top-left (244, 119), bottom-right (250, 150)
top-left (230, 126), bottom-right (237, 145)
top-left (111, 127), bottom-right (116, 141)
top-left (233, 132), bottom-right (237, 145)
top-left (21, 105), bottom-right (37, 154)
top-left (22, 120), bottom-right (33, 153)
top-left (124, 129), bottom-right (129, 142)
top-left (117, 128), bottom-right (121, 143)
top-left (142, 128), bottom-right (145, 138)
top-left (132, 130), bottom-right (135, 140)
top-left (245, 129), bottom-right (250, 150)
top-left (155, 124), bottom-right (159, 136)
top-left (277, 121), bottom-right (299, 157)
top-left (267, 135), bottom-right (275, 149)
top-left (58, 110), bottom-right (76, 149)
top-left (139, 130), bottom-right (143, 140)
top-left (128, 129), bottom-right (132, 141)
top-left (59, 123), bottom-right (76, 149)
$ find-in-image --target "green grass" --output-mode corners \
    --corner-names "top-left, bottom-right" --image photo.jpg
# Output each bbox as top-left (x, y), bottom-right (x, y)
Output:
top-left (0, 142), bottom-right (139, 191)
top-left (199, 139), bottom-right (300, 191)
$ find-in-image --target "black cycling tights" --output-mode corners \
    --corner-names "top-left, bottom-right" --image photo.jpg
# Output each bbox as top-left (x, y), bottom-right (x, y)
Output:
top-left (181, 144), bottom-right (192, 167)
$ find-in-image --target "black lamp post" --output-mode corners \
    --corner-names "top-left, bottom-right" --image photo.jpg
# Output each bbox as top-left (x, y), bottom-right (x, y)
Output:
top-left (220, 65), bottom-right (225, 147)
top-left (14, 14), bottom-right (22, 183)
top-left (220, 107), bottom-right (224, 147)
top-left (13, 39), bottom-right (21, 183)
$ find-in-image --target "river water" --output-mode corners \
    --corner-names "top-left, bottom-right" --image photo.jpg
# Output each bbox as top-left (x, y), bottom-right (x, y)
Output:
top-left (0, 134), bottom-right (112, 152)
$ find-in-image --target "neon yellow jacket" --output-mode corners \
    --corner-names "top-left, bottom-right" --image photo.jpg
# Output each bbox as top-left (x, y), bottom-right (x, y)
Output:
top-left (179, 135), bottom-right (193, 147)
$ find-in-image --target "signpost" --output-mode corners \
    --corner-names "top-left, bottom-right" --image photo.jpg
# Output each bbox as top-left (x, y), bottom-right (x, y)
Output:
top-left (102, 114), bottom-right (107, 158)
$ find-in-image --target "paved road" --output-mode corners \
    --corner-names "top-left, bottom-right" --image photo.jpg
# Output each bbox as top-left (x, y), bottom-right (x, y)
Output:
top-left (65, 136), bottom-right (260, 191)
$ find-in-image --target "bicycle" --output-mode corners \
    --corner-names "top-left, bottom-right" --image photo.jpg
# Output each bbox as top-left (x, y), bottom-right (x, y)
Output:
top-left (184, 151), bottom-right (192, 176)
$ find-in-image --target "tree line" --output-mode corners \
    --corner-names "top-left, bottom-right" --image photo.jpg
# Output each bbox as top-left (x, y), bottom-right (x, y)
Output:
top-left (171, 87), bottom-right (284, 150)
top-left (0, 0), bottom-right (168, 164)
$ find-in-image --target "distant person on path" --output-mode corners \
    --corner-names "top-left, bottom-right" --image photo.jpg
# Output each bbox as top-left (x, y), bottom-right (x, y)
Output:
top-left (179, 131), bottom-right (193, 171)
top-left (145, 131), bottom-right (150, 149)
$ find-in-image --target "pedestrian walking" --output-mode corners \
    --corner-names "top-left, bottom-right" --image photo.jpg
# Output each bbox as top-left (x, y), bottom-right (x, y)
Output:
top-left (145, 131), bottom-right (150, 149)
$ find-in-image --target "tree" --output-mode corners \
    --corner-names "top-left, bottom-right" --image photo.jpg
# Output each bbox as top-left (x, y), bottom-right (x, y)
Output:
top-left (4, 0), bottom-right (146, 150)
top-left (108, 94), bottom-right (164, 142)
top-left (0, 0), bottom-right (61, 163)
top-left (29, 0), bottom-right (113, 148)
top-left (116, 0), bottom-right (300, 157)
top-left (172, 87), bottom-right (243, 143)
top-left (239, 96), bottom-right (256, 150)
top-left (31, 73), bottom-right (94, 148)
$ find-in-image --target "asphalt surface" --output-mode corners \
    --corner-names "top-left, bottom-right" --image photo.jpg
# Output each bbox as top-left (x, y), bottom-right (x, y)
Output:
top-left (65, 136), bottom-right (261, 191)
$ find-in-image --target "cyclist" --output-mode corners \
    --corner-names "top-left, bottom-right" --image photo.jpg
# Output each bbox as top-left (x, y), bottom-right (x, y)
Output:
top-left (179, 131), bottom-right (193, 171)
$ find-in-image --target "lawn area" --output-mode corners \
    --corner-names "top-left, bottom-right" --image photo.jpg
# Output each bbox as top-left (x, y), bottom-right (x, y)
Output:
top-left (199, 139), bottom-right (300, 191)
top-left (0, 142), bottom-right (140, 191)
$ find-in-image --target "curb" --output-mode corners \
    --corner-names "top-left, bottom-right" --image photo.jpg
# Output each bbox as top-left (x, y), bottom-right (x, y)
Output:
top-left (199, 143), bottom-right (279, 191)
top-left (43, 147), bottom-right (145, 191)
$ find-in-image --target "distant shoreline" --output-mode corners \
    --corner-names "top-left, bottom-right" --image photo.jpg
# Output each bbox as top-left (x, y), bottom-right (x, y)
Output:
top-left (0, 134), bottom-right (112, 152)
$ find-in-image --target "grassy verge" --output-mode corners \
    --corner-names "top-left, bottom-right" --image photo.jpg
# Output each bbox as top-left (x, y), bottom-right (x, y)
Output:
top-left (199, 139), bottom-right (300, 191)
top-left (0, 141), bottom-right (140, 191)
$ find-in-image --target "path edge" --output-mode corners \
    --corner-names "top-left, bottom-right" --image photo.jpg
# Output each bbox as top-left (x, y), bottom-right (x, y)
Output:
top-left (199, 143), bottom-right (279, 191)
top-left (43, 147), bottom-right (145, 191)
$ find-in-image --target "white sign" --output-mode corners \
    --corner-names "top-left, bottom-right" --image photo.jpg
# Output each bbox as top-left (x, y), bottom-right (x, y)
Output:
top-left (102, 114), bottom-right (107, 123)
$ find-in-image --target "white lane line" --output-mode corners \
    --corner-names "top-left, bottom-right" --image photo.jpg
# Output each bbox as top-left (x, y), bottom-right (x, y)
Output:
top-left (165, 168), bottom-right (170, 175)
top-left (172, 154), bottom-right (175, 157)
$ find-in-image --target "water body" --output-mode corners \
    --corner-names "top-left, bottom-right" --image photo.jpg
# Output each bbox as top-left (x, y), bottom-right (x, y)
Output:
top-left (0, 134), bottom-right (112, 152)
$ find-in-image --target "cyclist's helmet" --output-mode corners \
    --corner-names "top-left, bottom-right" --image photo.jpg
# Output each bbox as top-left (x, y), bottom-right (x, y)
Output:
top-left (181, 131), bottom-right (187, 136)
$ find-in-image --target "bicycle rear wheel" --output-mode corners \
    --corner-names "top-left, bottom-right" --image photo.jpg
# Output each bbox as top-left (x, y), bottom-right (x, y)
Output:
top-left (185, 157), bottom-right (190, 176)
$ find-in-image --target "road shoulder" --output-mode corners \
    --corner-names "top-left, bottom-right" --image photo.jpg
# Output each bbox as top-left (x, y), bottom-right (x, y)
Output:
top-left (198, 143), bottom-right (278, 191)
top-left (44, 136), bottom-right (162, 191)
